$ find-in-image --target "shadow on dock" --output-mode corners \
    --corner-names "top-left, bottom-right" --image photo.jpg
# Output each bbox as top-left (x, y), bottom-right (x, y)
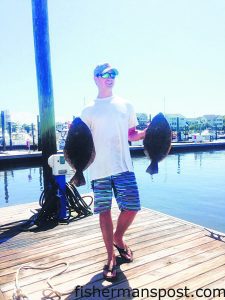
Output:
top-left (0, 220), bottom-right (29, 245)
top-left (65, 258), bottom-right (133, 300)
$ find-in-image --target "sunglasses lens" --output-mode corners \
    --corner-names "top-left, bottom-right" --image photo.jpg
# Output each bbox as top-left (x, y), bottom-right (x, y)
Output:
top-left (101, 73), bottom-right (116, 79)
top-left (101, 73), bottom-right (110, 78)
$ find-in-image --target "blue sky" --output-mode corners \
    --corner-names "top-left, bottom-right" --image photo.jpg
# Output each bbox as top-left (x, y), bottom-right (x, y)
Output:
top-left (1, 0), bottom-right (225, 123)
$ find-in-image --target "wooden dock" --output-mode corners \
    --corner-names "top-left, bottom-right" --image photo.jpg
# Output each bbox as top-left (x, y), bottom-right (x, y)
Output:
top-left (1, 203), bottom-right (225, 299)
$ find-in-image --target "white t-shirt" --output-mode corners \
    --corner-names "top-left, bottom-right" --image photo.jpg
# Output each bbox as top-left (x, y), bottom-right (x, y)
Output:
top-left (80, 95), bottom-right (138, 181)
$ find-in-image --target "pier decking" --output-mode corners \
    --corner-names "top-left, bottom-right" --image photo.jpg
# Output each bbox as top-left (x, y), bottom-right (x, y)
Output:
top-left (1, 203), bottom-right (225, 299)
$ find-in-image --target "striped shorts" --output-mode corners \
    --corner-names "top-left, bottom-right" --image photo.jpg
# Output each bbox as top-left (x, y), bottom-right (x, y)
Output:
top-left (91, 171), bottom-right (141, 214)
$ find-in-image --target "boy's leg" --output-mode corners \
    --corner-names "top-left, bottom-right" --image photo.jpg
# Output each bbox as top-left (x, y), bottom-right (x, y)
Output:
top-left (112, 172), bottom-right (141, 259)
top-left (114, 210), bottom-right (137, 258)
top-left (92, 177), bottom-right (116, 278)
top-left (99, 210), bottom-right (116, 272)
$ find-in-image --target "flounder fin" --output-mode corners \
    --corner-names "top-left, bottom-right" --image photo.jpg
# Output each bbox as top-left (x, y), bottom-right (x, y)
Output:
top-left (70, 171), bottom-right (86, 187)
top-left (146, 161), bottom-right (158, 175)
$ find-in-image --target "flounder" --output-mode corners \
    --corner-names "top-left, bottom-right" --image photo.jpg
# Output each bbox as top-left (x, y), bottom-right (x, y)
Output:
top-left (64, 117), bottom-right (95, 186)
top-left (143, 112), bottom-right (172, 175)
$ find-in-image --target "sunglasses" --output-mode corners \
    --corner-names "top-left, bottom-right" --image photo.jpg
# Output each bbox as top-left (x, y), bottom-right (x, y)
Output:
top-left (98, 72), bottom-right (117, 79)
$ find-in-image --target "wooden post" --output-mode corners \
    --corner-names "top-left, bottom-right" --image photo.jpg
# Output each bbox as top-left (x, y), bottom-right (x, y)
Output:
top-left (176, 117), bottom-right (181, 141)
top-left (1, 111), bottom-right (6, 151)
top-left (37, 115), bottom-right (41, 151)
top-left (31, 123), bottom-right (35, 150)
top-left (8, 122), bottom-right (13, 150)
top-left (31, 0), bottom-right (57, 188)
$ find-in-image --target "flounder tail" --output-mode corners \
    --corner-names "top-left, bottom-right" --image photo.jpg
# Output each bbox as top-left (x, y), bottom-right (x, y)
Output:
top-left (146, 161), bottom-right (158, 175)
top-left (70, 171), bottom-right (86, 187)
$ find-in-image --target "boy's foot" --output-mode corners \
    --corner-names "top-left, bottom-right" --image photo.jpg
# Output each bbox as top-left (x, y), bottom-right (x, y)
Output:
top-left (113, 243), bottom-right (133, 262)
top-left (103, 260), bottom-right (117, 281)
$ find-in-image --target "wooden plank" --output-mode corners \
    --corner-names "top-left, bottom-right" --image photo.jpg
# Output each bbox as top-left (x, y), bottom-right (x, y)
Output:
top-left (137, 256), bottom-right (225, 300)
top-left (1, 225), bottom-right (200, 286)
top-left (0, 224), bottom-right (199, 282)
top-left (0, 217), bottom-right (180, 263)
top-left (0, 212), bottom-right (169, 245)
top-left (26, 246), bottom-right (225, 300)
top-left (1, 214), bottom-right (155, 256)
top-left (205, 277), bottom-right (225, 299)
top-left (0, 219), bottom-right (179, 265)
top-left (1, 231), bottom-right (213, 297)
top-left (174, 273), bottom-right (225, 299)
top-left (86, 246), bottom-right (224, 299)
top-left (1, 204), bottom-right (225, 300)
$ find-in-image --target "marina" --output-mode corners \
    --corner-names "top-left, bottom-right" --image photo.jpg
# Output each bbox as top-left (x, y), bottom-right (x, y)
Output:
top-left (1, 140), bottom-right (225, 166)
top-left (1, 203), bottom-right (225, 300)
top-left (1, 149), bottom-right (225, 233)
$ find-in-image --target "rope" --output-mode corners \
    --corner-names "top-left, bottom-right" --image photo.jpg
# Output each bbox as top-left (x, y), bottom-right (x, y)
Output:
top-left (66, 182), bottom-right (93, 218)
top-left (12, 262), bottom-right (70, 300)
top-left (21, 179), bottom-right (93, 230)
top-left (13, 180), bottom-right (94, 298)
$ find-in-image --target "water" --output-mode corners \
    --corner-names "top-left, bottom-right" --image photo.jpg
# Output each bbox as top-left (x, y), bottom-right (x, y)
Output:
top-left (0, 167), bottom-right (91, 206)
top-left (1, 150), bottom-right (225, 232)
top-left (133, 151), bottom-right (225, 233)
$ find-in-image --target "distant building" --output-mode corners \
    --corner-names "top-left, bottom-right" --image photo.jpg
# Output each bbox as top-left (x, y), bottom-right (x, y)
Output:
top-left (200, 115), bottom-right (223, 130)
top-left (56, 122), bottom-right (70, 132)
top-left (186, 117), bottom-right (201, 126)
top-left (136, 113), bottom-right (149, 129)
top-left (136, 113), bottom-right (148, 124)
top-left (165, 114), bottom-right (187, 130)
top-left (0, 109), bottom-right (11, 129)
